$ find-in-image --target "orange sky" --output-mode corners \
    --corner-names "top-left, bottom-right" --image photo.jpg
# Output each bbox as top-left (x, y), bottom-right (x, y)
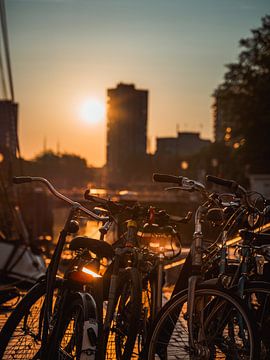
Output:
top-left (6, 0), bottom-right (270, 166)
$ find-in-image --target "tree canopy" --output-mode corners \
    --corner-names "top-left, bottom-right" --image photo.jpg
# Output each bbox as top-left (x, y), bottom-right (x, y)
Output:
top-left (14, 151), bottom-right (92, 189)
top-left (214, 15), bottom-right (270, 174)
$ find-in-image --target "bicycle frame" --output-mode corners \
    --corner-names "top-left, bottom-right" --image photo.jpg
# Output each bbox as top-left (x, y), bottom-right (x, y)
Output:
top-left (187, 204), bottom-right (207, 353)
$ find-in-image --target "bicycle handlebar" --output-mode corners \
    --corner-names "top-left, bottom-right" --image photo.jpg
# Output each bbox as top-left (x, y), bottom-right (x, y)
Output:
top-left (206, 175), bottom-right (247, 196)
top-left (84, 190), bottom-right (109, 205)
top-left (84, 189), bottom-right (125, 216)
top-left (13, 176), bottom-right (33, 184)
top-left (153, 173), bottom-right (208, 196)
top-left (85, 188), bottom-right (192, 225)
top-left (13, 176), bottom-right (109, 222)
top-left (153, 173), bottom-right (183, 185)
top-left (206, 175), bottom-right (238, 190)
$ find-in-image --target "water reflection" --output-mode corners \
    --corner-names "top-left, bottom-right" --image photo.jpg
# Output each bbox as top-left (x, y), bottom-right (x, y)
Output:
top-left (53, 207), bottom-right (102, 242)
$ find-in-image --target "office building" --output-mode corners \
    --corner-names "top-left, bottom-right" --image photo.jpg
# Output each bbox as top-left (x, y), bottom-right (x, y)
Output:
top-left (106, 83), bottom-right (148, 186)
top-left (156, 131), bottom-right (211, 158)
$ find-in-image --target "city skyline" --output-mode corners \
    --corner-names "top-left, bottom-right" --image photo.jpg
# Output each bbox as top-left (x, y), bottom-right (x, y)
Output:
top-left (4, 0), bottom-right (270, 166)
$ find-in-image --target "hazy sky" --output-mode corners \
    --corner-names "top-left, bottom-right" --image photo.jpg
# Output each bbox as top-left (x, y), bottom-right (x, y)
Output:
top-left (5, 0), bottom-right (270, 166)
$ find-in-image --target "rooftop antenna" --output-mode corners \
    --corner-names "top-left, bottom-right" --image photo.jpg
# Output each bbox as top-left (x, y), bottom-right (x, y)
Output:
top-left (176, 123), bottom-right (180, 134)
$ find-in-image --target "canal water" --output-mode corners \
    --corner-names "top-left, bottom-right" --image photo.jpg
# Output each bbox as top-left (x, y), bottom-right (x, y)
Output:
top-left (53, 206), bottom-right (118, 243)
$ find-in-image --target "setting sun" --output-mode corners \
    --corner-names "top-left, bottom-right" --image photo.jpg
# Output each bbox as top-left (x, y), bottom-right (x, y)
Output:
top-left (79, 97), bottom-right (105, 124)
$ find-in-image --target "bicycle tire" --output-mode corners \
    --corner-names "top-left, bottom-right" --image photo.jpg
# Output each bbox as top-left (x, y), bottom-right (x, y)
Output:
top-left (238, 281), bottom-right (270, 359)
top-left (145, 284), bottom-right (259, 359)
top-left (136, 273), bottom-right (158, 356)
top-left (0, 277), bottom-right (63, 360)
top-left (45, 292), bottom-right (98, 360)
top-left (105, 268), bottom-right (142, 360)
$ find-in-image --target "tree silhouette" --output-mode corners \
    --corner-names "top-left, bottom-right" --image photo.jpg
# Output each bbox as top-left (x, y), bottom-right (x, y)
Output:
top-left (15, 151), bottom-right (91, 189)
top-left (214, 15), bottom-right (270, 174)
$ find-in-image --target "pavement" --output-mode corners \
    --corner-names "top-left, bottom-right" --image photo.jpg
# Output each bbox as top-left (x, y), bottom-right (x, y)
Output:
top-left (0, 290), bottom-right (172, 360)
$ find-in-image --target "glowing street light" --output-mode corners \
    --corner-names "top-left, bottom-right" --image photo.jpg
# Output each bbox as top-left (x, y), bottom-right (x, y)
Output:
top-left (181, 161), bottom-right (189, 170)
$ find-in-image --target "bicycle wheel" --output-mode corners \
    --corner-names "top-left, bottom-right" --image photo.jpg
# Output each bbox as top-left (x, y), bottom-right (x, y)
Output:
top-left (240, 282), bottom-right (270, 359)
top-left (0, 278), bottom-right (63, 360)
top-left (136, 273), bottom-right (158, 356)
top-left (105, 268), bottom-right (142, 360)
top-left (145, 285), bottom-right (259, 359)
top-left (46, 292), bottom-right (98, 360)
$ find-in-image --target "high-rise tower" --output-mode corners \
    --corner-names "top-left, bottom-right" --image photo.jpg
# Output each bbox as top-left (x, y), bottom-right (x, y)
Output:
top-left (106, 83), bottom-right (148, 186)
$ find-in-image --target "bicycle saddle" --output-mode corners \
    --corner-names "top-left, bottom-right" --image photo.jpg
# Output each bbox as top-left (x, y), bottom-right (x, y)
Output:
top-left (69, 236), bottom-right (114, 259)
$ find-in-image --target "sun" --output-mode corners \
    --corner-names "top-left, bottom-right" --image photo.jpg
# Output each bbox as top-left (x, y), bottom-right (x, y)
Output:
top-left (79, 97), bottom-right (105, 124)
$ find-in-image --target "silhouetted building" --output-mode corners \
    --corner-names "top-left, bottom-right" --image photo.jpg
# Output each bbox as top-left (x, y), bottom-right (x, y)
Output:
top-left (156, 132), bottom-right (211, 158)
top-left (106, 83), bottom-right (148, 187)
top-left (0, 100), bottom-right (19, 160)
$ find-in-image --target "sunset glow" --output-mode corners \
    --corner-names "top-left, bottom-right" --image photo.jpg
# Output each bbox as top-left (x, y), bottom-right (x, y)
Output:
top-left (7, 0), bottom-right (269, 166)
top-left (79, 98), bottom-right (105, 124)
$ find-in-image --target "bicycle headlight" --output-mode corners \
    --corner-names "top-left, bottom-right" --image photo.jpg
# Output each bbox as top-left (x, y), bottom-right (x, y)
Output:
top-left (81, 266), bottom-right (102, 278)
top-left (68, 263), bottom-right (102, 283)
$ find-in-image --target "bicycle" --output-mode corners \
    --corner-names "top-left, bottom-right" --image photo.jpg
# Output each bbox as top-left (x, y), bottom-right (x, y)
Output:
top-left (144, 173), bottom-right (260, 359)
top-left (204, 175), bottom-right (270, 359)
top-left (0, 176), bottom-right (113, 360)
top-left (84, 193), bottom-right (146, 359)
top-left (84, 192), bottom-right (191, 359)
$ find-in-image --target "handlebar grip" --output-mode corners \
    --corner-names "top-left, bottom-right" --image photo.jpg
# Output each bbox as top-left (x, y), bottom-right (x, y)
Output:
top-left (85, 190), bottom-right (126, 216)
top-left (84, 190), bottom-right (108, 205)
top-left (153, 173), bottom-right (183, 185)
top-left (13, 176), bottom-right (32, 184)
top-left (206, 175), bottom-right (237, 190)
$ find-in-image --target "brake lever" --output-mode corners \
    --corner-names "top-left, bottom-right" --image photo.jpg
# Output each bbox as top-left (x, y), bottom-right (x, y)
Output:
top-left (182, 211), bottom-right (193, 223)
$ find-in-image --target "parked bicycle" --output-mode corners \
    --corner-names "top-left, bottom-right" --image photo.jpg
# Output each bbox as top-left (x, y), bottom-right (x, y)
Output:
top-left (204, 175), bottom-right (270, 359)
top-left (84, 192), bottom-right (191, 359)
top-left (0, 176), bottom-right (113, 360)
top-left (144, 173), bottom-right (260, 359)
